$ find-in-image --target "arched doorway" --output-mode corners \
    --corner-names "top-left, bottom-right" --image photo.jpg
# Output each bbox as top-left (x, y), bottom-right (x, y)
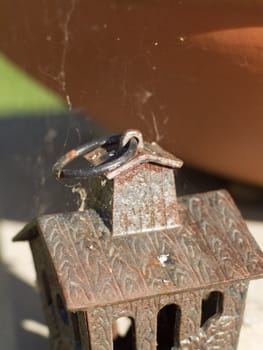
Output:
top-left (157, 304), bottom-right (181, 350)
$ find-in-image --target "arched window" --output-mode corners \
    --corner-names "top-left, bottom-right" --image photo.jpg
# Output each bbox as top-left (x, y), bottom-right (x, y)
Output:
top-left (157, 304), bottom-right (181, 350)
top-left (200, 291), bottom-right (223, 327)
top-left (112, 316), bottom-right (136, 350)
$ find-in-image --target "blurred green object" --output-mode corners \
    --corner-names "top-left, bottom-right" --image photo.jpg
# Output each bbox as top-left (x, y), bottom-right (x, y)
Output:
top-left (0, 53), bottom-right (65, 115)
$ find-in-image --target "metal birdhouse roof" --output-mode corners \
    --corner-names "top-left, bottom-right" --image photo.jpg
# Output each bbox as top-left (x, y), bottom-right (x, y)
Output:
top-left (14, 189), bottom-right (263, 312)
top-left (105, 139), bottom-right (183, 179)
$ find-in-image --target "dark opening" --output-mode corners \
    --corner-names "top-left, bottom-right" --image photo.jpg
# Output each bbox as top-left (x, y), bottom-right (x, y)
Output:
top-left (42, 271), bottom-right (52, 306)
top-left (157, 304), bottom-right (181, 350)
top-left (113, 316), bottom-right (136, 350)
top-left (201, 291), bottom-right (223, 327)
top-left (56, 294), bottom-right (69, 325)
top-left (72, 313), bottom-right (82, 350)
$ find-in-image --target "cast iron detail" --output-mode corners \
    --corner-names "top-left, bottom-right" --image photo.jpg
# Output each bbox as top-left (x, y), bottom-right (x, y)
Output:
top-left (14, 130), bottom-right (263, 350)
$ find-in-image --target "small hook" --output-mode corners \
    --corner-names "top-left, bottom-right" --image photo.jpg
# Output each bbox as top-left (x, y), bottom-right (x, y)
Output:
top-left (121, 130), bottom-right (144, 150)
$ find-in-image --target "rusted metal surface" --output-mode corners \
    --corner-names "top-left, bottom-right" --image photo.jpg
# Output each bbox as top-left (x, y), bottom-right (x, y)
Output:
top-left (14, 130), bottom-right (263, 349)
top-left (87, 281), bottom-right (248, 350)
top-left (50, 130), bottom-right (183, 235)
top-left (18, 189), bottom-right (263, 312)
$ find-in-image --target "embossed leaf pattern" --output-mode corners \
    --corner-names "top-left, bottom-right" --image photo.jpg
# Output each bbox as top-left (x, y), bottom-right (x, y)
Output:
top-left (180, 316), bottom-right (236, 350)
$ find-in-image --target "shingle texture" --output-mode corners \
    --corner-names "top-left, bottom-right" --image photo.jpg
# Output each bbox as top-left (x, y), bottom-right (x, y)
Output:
top-left (15, 190), bottom-right (263, 311)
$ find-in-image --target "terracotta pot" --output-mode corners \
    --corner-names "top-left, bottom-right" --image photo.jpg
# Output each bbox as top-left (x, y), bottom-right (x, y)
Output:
top-left (1, 1), bottom-right (263, 185)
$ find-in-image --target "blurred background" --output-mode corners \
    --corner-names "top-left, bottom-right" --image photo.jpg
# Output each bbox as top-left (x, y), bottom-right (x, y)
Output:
top-left (0, 1), bottom-right (262, 349)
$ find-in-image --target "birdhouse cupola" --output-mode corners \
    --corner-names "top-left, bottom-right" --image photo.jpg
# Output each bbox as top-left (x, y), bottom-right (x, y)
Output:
top-left (53, 129), bottom-right (183, 236)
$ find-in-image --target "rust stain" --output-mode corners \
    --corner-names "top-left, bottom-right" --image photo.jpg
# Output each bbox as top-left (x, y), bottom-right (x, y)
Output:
top-left (65, 149), bottom-right (77, 160)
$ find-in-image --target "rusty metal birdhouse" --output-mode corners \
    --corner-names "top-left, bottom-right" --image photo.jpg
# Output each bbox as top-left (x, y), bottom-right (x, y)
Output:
top-left (14, 130), bottom-right (263, 350)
